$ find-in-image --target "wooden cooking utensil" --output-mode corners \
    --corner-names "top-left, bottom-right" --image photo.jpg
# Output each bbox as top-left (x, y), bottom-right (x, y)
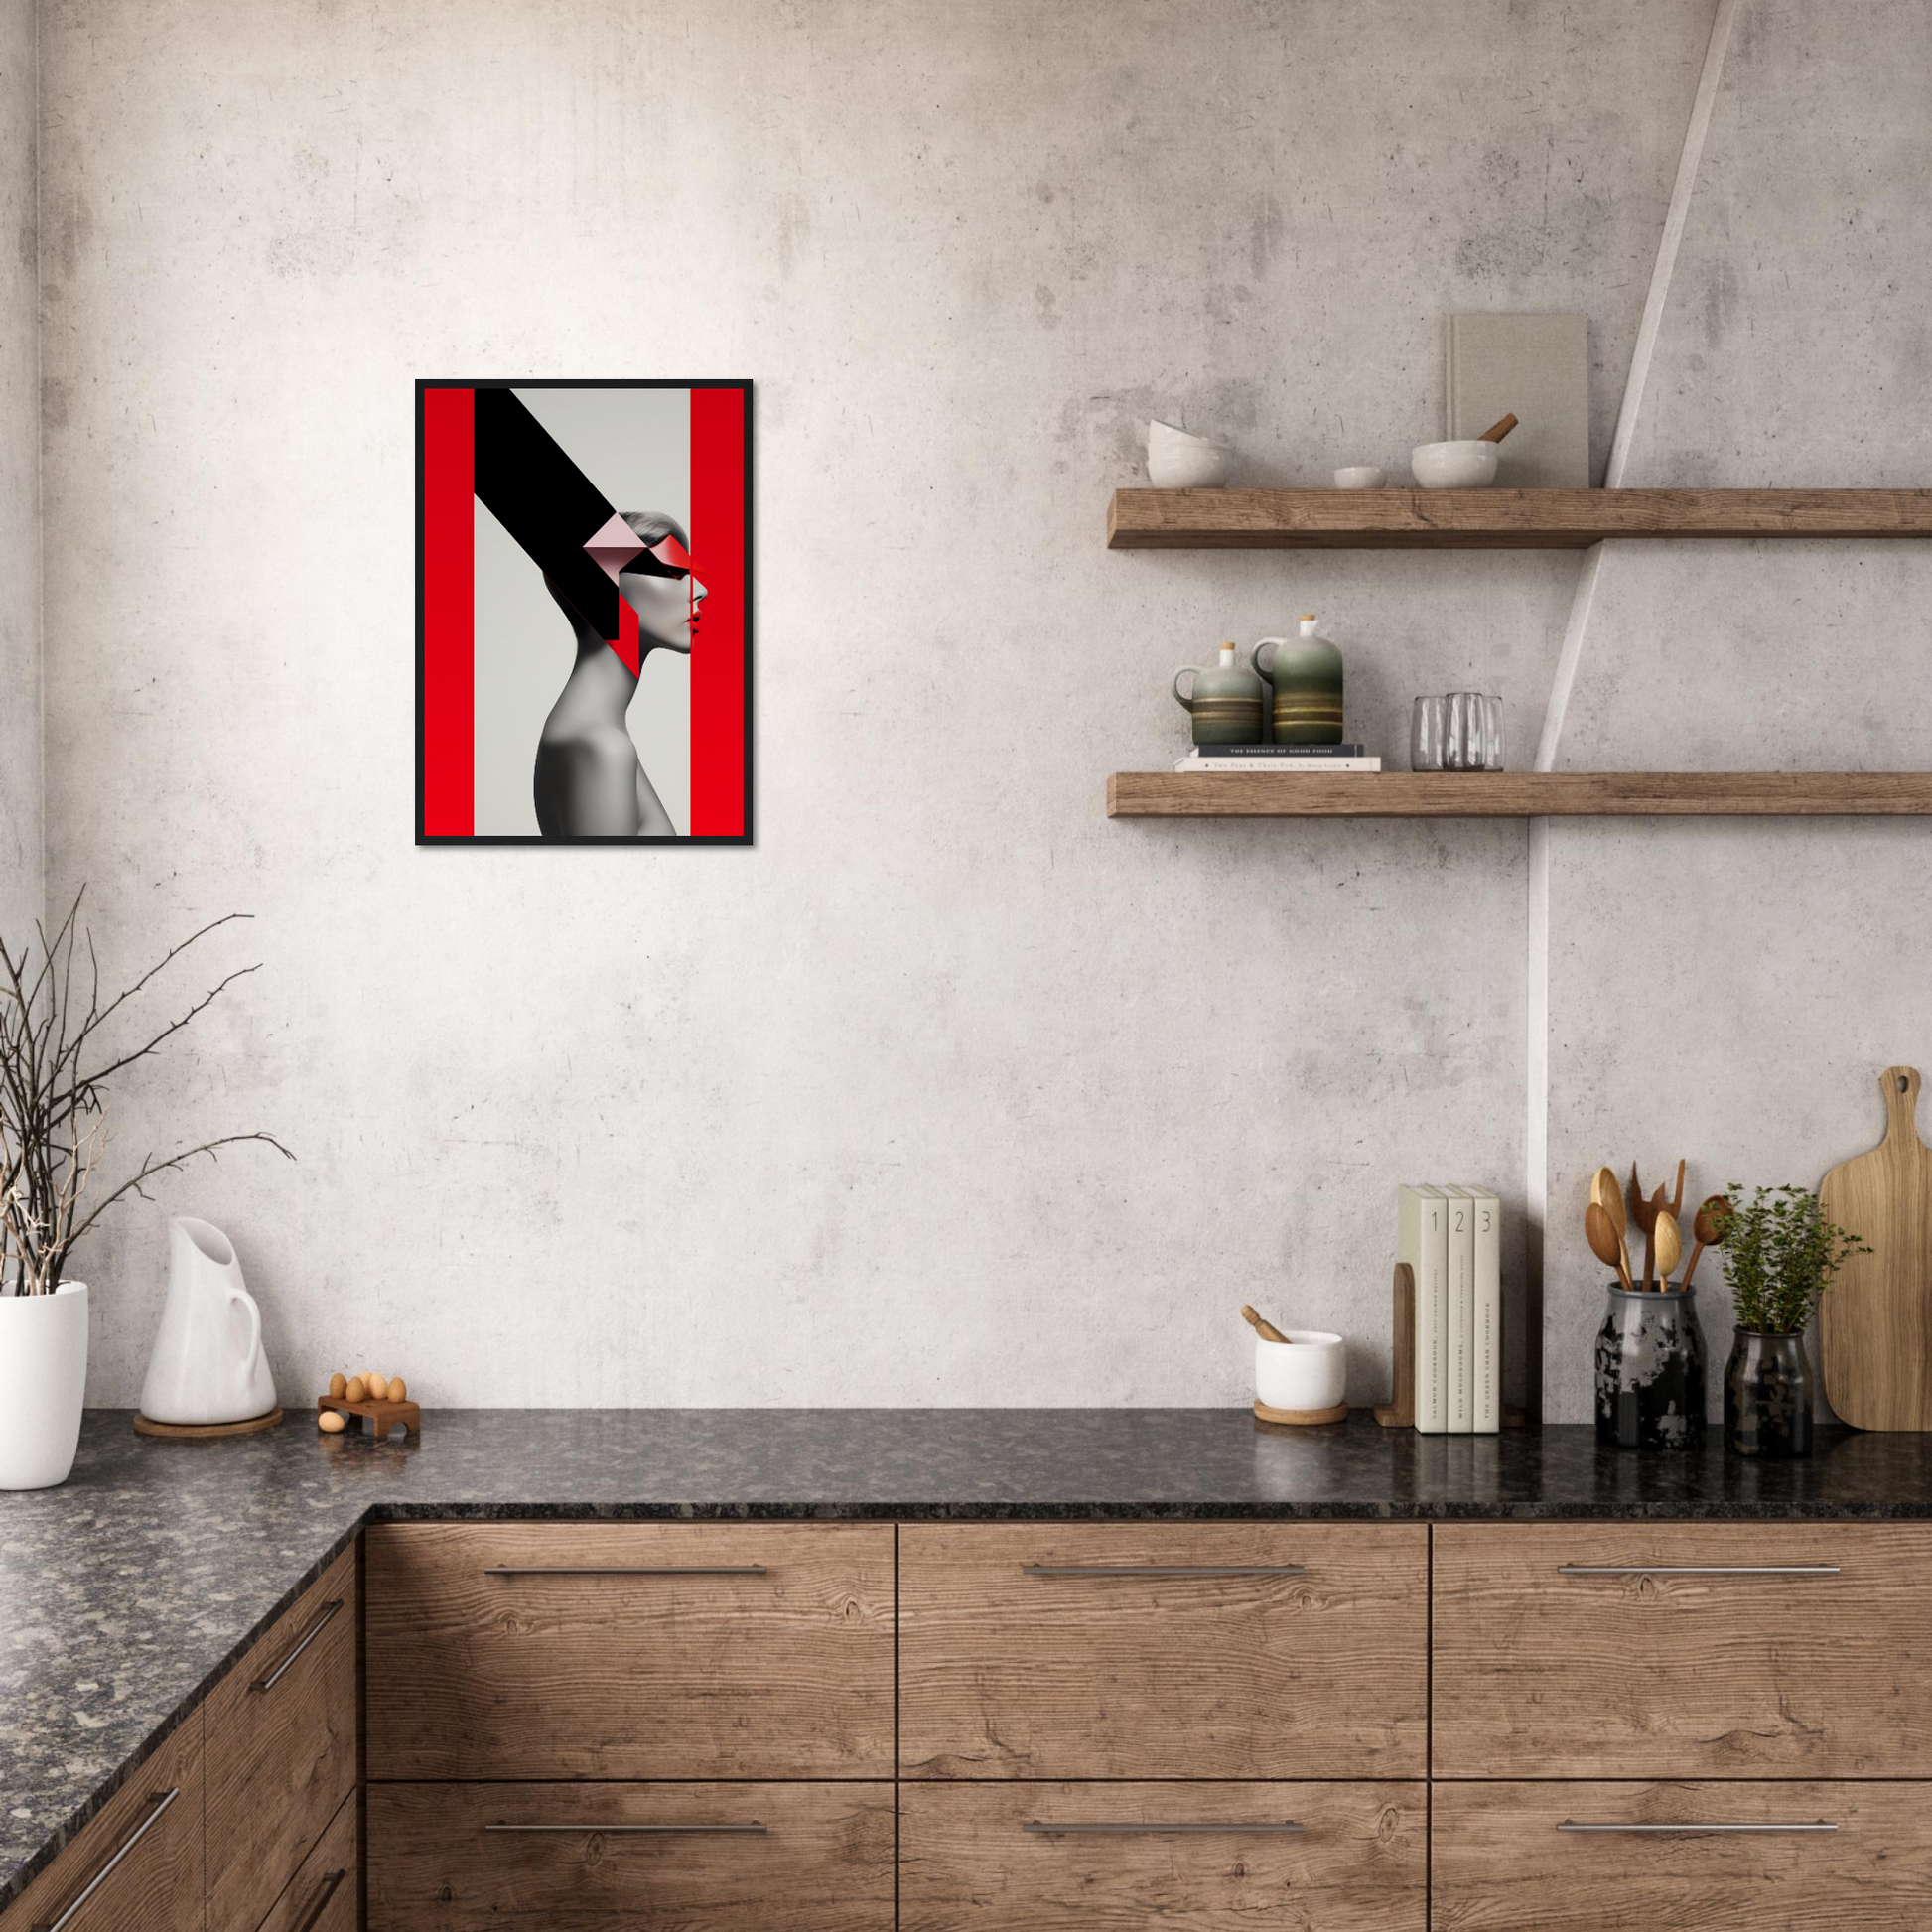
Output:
top-left (1820, 1065), bottom-right (1932, 1431)
top-left (1477, 412), bottom-right (1519, 443)
top-left (1653, 1208), bottom-right (1683, 1288)
top-left (1626, 1164), bottom-right (1661, 1235)
top-left (1669, 1159), bottom-right (1686, 1217)
top-left (1591, 1168), bottom-right (1634, 1282)
top-left (1680, 1194), bottom-right (1729, 1290)
top-left (1241, 1305), bottom-right (1292, 1345)
top-left (1639, 1184), bottom-right (1668, 1289)
top-left (1587, 1202), bottom-right (1634, 1291)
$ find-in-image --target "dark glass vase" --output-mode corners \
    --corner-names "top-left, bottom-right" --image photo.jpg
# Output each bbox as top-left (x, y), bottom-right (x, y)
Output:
top-left (1594, 1283), bottom-right (1707, 1450)
top-left (1725, 1330), bottom-right (1815, 1458)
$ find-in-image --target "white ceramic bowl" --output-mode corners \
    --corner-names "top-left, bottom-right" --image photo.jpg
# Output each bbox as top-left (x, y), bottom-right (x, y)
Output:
top-left (1254, 1330), bottom-right (1347, 1413)
top-left (1332, 465), bottom-right (1386, 489)
top-left (1147, 419), bottom-right (1234, 488)
top-left (1410, 440), bottom-right (1498, 489)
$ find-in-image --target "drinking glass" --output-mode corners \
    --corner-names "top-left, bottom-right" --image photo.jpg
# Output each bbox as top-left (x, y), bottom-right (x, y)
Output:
top-left (1410, 697), bottom-right (1447, 771)
top-left (1482, 694), bottom-right (1506, 771)
top-left (1445, 691), bottom-right (1485, 771)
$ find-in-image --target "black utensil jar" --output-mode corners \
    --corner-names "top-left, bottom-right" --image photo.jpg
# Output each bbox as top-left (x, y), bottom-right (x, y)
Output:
top-left (1594, 1283), bottom-right (1708, 1450)
top-left (1724, 1329), bottom-right (1816, 1458)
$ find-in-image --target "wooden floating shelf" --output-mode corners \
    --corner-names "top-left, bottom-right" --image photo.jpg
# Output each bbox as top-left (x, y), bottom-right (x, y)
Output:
top-left (1106, 487), bottom-right (1932, 549)
top-left (1107, 771), bottom-right (1932, 819)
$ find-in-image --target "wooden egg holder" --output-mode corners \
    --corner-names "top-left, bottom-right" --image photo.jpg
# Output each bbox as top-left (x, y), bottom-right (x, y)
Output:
top-left (317, 1395), bottom-right (421, 1438)
top-left (1374, 1261), bottom-right (1527, 1430)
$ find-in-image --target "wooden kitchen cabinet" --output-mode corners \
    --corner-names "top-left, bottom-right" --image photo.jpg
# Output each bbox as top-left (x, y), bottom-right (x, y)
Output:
top-left (900, 1780), bottom-right (1427, 1931)
top-left (899, 1522), bottom-right (1428, 1777)
top-left (253, 1790), bottom-right (355, 1932)
top-left (0, 1715), bottom-right (204, 1932)
top-left (364, 1521), bottom-right (895, 1779)
top-left (204, 1542), bottom-right (358, 1932)
top-left (1432, 1523), bottom-right (1932, 1777)
top-left (366, 1780), bottom-right (895, 1930)
top-left (1431, 1780), bottom-right (1932, 1930)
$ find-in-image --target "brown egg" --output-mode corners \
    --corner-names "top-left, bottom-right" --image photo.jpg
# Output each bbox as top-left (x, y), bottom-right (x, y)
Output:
top-left (328, 1372), bottom-right (347, 1400)
top-left (365, 1372), bottom-right (389, 1401)
top-left (345, 1375), bottom-right (367, 1404)
top-left (386, 1376), bottom-right (407, 1403)
top-left (318, 1410), bottom-right (347, 1434)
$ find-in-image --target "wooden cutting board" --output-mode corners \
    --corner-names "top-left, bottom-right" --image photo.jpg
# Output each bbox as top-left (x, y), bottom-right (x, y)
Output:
top-left (1820, 1065), bottom-right (1932, 1430)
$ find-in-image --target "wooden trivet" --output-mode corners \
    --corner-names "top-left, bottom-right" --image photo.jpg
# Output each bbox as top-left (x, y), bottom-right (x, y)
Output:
top-left (318, 1395), bottom-right (421, 1438)
top-left (134, 1407), bottom-right (283, 1440)
top-left (1253, 1398), bottom-right (1350, 1427)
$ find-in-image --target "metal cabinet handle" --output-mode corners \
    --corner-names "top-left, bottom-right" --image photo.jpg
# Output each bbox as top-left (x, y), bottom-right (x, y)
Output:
top-left (251, 1599), bottom-right (344, 1693)
top-left (483, 1566), bottom-right (768, 1577)
top-left (1024, 1821), bottom-right (1304, 1836)
top-left (484, 1822), bottom-right (767, 1835)
top-left (1020, 1564), bottom-right (1306, 1578)
top-left (1557, 1565), bottom-right (1840, 1577)
top-left (291, 1867), bottom-right (347, 1932)
top-left (1559, 1821), bottom-right (1838, 1835)
top-left (31, 1788), bottom-right (180, 1932)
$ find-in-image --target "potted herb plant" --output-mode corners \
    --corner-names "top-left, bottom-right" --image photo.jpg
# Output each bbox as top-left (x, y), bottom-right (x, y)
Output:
top-left (1, 893), bottom-right (290, 1489)
top-left (1712, 1183), bottom-right (1869, 1459)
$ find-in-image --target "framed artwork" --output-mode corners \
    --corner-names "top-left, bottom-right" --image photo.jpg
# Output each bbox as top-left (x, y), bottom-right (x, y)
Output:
top-left (416, 379), bottom-right (752, 843)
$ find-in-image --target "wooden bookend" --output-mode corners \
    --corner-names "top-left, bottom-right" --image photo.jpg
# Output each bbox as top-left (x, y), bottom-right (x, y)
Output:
top-left (1374, 1259), bottom-right (1526, 1430)
top-left (1374, 1263), bottom-right (1416, 1428)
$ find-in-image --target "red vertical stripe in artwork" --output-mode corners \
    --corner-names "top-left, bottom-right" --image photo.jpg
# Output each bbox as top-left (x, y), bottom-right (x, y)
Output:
top-left (421, 386), bottom-right (475, 835)
top-left (613, 596), bottom-right (640, 677)
top-left (689, 385), bottom-right (745, 836)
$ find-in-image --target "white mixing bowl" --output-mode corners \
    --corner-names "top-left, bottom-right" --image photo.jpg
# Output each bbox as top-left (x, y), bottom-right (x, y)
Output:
top-left (1410, 440), bottom-right (1499, 488)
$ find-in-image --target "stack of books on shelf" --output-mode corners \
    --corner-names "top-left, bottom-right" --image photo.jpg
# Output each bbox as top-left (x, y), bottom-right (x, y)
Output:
top-left (1175, 744), bottom-right (1381, 772)
top-left (1397, 1183), bottom-right (1501, 1435)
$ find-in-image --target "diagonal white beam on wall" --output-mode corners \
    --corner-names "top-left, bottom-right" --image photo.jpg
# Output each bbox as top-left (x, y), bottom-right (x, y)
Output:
top-left (1521, 0), bottom-right (1739, 1419)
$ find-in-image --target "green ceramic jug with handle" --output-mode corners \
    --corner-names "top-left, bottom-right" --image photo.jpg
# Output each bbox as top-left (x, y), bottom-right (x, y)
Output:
top-left (1173, 642), bottom-right (1265, 746)
top-left (1251, 614), bottom-right (1344, 744)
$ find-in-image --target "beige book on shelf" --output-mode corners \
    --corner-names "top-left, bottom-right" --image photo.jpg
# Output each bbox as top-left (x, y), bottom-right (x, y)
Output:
top-left (1398, 1185), bottom-right (1449, 1435)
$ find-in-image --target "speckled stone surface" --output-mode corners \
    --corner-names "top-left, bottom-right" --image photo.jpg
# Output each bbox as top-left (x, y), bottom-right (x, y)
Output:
top-left (6, 1408), bottom-right (1932, 1906)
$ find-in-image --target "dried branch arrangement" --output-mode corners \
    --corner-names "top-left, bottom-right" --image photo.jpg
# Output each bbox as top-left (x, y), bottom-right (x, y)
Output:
top-left (0, 890), bottom-right (293, 1295)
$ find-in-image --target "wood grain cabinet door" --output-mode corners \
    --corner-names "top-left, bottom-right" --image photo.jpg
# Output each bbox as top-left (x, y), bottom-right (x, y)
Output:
top-left (365, 1522), bottom-right (895, 1778)
top-left (254, 1790), bottom-right (355, 1932)
top-left (900, 1781), bottom-right (1427, 1931)
top-left (204, 1542), bottom-right (358, 1932)
top-left (0, 1714), bottom-right (203, 1932)
top-left (1433, 1523), bottom-right (1932, 1777)
top-left (366, 1781), bottom-right (895, 1931)
top-left (899, 1523), bottom-right (1428, 1777)
top-left (1431, 1781), bottom-right (1932, 1931)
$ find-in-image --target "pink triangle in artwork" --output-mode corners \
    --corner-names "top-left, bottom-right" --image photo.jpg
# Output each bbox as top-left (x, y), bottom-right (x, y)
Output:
top-left (584, 510), bottom-right (645, 583)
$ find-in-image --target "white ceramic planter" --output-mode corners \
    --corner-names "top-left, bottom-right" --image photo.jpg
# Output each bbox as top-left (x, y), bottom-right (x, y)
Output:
top-left (0, 1281), bottom-right (89, 1489)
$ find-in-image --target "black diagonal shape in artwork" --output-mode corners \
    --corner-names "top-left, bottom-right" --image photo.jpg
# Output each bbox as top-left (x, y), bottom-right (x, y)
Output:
top-left (472, 388), bottom-right (621, 640)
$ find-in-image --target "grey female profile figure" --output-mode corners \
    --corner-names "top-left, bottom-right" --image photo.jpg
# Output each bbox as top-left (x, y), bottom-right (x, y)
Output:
top-left (534, 509), bottom-right (708, 836)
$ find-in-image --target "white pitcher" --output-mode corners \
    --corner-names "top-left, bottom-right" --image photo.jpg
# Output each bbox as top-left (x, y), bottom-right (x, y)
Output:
top-left (139, 1218), bottom-right (278, 1425)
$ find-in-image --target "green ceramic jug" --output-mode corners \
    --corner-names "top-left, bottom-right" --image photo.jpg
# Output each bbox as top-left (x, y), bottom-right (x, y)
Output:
top-left (1251, 615), bottom-right (1344, 744)
top-left (1173, 643), bottom-right (1265, 746)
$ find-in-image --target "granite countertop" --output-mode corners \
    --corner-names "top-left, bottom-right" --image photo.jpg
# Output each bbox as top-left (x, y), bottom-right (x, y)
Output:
top-left (7, 1407), bottom-right (1932, 1907)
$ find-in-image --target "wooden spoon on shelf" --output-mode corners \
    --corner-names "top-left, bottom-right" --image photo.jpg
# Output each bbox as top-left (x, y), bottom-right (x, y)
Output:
top-left (1680, 1195), bottom-right (1730, 1290)
top-left (1587, 1202), bottom-right (1635, 1291)
top-left (1590, 1168), bottom-right (1634, 1284)
top-left (1653, 1209), bottom-right (1683, 1289)
top-left (1241, 1305), bottom-right (1291, 1344)
top-left (1478, 412), bottom-right (1519, 444)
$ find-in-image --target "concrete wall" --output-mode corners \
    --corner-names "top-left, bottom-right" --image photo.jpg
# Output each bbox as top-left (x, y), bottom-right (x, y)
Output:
top-left (30, 0), bottom-right (1919, 1416)
top-left (0, 0), bottom-right (36, 946)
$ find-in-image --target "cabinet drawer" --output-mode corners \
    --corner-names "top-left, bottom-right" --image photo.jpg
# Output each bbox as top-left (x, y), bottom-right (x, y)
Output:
top-left (367, 1780), bottom-right (894, 1930)
top-left (1432, 1781), bottom-right (1932, 1930)
top-left (1433, 1523), bottom-right (1932, 1776)
top-left (901, 1781), bottom-right (1426, 1931)
top-left (365, 1522), bottom-right (894, 1778)
top-left (256, 1789), bottom-right (355, 1932)
top-left (899, 1523), bottom-right (1427, 1777)
top-left (2, 1715), bottom-right (203, 1932)
top-left (206, 1542), bottom-right (358, 1932)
